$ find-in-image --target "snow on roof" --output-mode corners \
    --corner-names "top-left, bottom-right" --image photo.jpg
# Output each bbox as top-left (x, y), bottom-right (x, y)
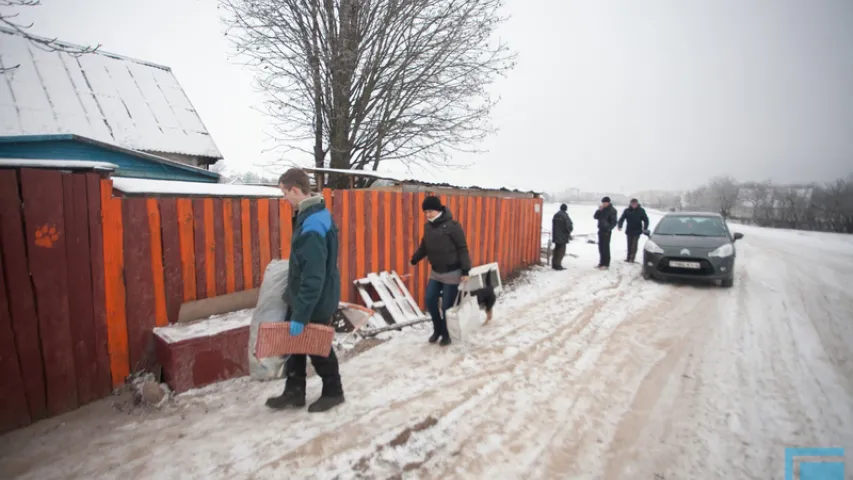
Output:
top-left (0, 27), bottom-right (222, 160)
top-left (0, 158), bottom-right (117, 171)
top-left (112, 177), bottom-right (283, 198)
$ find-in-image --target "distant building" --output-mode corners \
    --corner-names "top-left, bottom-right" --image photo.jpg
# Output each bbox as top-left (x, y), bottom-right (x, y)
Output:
top-left (0, 27), bottom-right (223, 182)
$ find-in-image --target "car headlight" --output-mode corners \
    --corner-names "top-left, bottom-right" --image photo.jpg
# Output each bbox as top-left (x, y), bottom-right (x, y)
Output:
top-left (643, 240), bottom-right (664, 254)
top-left (708, 243), bottom-right (734, 258)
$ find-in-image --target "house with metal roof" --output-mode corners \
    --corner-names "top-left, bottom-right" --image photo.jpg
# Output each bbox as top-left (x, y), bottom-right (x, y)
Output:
top-left (0, 26), bottom-right (223, 183)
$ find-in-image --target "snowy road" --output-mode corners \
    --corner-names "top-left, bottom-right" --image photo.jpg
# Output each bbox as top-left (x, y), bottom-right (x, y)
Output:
top-left (2, 220), bottom-right (852, 479)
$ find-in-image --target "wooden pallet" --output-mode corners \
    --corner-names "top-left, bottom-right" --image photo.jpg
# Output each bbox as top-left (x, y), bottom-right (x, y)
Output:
top-left (355, 271), bottom-right (429, 324)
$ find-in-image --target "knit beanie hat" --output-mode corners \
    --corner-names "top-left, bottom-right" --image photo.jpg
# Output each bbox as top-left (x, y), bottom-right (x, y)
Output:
top-left (601, 196), bottom-right (611, 203)
top-left (422, 196), bottom-right (442, 212)
top-left (560, 204), bottom-right (568, 211)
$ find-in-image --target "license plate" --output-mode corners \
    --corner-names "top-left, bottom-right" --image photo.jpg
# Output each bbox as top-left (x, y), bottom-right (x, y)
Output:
top-left (669, 260), bottom-right (701, 269)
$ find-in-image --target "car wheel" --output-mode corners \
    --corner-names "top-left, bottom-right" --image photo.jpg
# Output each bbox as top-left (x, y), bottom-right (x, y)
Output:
top-left (721, 276), bottom-right (734, 288)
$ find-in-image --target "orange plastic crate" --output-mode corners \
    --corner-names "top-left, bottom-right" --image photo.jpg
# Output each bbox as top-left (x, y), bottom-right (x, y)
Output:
top-left (254, 322), bottom-right (335, 358)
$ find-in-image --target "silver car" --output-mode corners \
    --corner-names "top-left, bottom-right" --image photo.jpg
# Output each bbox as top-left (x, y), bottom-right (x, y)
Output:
top-left (641, 212), bottom-right (744, 288)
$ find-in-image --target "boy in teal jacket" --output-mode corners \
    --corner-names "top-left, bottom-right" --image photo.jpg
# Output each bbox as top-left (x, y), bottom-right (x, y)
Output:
top-left (266, 168), bottom-right (343, 413)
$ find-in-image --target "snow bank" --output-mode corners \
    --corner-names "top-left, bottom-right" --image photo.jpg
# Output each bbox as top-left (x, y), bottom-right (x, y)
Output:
top-left (153, 309), bottom-right (254, 344)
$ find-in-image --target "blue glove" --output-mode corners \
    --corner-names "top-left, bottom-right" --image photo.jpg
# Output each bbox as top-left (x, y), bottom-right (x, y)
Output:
top-left (289, 321), bottom-right (305, 336)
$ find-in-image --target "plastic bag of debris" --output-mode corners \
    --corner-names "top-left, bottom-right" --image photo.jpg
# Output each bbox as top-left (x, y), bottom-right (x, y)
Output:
top-left (249, 259), bottom-right (290, 381)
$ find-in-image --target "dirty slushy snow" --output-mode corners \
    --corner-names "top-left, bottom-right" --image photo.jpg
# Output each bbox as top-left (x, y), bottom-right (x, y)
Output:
top-left (1, 205), bottom-right (852, 479)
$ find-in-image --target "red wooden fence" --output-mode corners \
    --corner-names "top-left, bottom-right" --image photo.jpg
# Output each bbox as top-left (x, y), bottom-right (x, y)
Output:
top-left (0, 169), bottom-right (542, 433)
top-left (0, 169), bottom-right (111, 433)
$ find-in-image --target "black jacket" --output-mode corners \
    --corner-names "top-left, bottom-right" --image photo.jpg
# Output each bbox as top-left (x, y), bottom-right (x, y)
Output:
top-left (552, 210), bottom-right (573, 244)
top-left (411, 208), bottom-right (472, 275)
top-left (618, 205), bottom-right (650, 235)
top-left (594, 204), bottom-right (618, 232)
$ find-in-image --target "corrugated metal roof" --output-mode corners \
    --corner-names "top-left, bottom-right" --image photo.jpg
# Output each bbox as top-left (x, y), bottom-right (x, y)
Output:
top-left (0, 27), bottom-right (222, 160)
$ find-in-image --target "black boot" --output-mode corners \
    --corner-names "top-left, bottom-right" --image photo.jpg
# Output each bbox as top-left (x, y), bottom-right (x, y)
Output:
top-left (308, 381), bottom-right (345, 413)
top-left (265, 379), bottom-right (306, 409)
top-left (308, 394), bottom-right (345, 412)
top-left (429, 332), bottom-right (441, 344)
top-left (439, 336), bottom-right (452, 347)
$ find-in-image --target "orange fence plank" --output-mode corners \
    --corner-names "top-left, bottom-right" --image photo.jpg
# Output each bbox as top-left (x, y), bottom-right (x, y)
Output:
top-left (355, 191), bottom-right (366, 282)
top-left (482, 197), bottom-right (492, 264)
top-left (269, 199), bottom-right (280, 260)
top-left (213, 199), bottom-right (227, 296)
top-left (337, 191), bottom-right (351, 303)
top-left (241, 199), bottom-right (252, 289)
top-left (323, 189), bottom-right (333, 210)
top-left (231, 199), bottom-right (244, 292)
top-left (101, 179), bottom-right (129, 387)
top-left (280, 200), bottom-right (292, 259)
top-left (416, 192), bottom-right (426, 308)
top-left (258, 199), bottom-right (271, 279)
top-left (250, 200), bottom-right (261, 287)
top-left (474, 196), bottom-right (482, 266)
top-left (176, 199), bottom-right (196, 302)
top-left (223, 200), bottom-right (236, 294)
top-left (203, 198), bottom-right (216, 298)
top-left (146, 199), bottom-right (168, 328)
top-left (394, 193), bottom-right (404, 277)
top-left (370, 190), bottom-right (380, 273)
top-left (383, 191), bottom-right (391, 272)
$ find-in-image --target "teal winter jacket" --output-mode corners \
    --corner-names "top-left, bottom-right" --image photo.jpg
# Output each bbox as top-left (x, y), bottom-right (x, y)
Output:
top-left (284, 197), bottom-right (340, 325)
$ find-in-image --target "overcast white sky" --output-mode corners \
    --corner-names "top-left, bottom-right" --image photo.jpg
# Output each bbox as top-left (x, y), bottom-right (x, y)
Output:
top-left (13, 0), bottom-right (853, 193)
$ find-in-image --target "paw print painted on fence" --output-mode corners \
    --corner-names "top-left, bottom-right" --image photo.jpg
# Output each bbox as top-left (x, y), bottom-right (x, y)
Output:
top-left (34, 224), bottom-right (60, 248)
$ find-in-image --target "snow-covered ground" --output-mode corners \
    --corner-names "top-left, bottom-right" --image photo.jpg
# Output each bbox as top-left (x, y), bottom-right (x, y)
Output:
top-left (2, 207), bottom-right (853, 480)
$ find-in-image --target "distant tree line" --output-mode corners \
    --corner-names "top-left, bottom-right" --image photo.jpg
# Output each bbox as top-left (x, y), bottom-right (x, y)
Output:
top-left (684, 175), bottom-right (853, 234)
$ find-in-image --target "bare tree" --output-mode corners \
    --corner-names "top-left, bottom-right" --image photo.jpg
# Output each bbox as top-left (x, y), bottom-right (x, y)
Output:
top-left (707, 176), bottom-right (740, 218)
top-left (739, 179), bottom-right (772, 223)
top-left (1, 1), bottom-right (99, 73)
top-left (220, 0), bottom-right (515, 187)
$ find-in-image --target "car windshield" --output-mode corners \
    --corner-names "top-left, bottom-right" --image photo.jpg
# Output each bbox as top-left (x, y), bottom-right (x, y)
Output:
top-left (654, 216), bottom-right (728, 237)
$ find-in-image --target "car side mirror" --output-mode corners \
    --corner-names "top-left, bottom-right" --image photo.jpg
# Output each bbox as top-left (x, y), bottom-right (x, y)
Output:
top-left (733, 232), bottom-right (744, 241)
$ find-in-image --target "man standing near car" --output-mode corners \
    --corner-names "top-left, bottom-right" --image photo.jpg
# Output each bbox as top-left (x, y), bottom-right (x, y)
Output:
top-left (551, 204), bottom-right (573, 270)
top-left (618, 198), bottom-right (650, 263)
top-left (266, 168), bottom-right (344, 413)
top-left (594, 197), bottom-right (618, 269)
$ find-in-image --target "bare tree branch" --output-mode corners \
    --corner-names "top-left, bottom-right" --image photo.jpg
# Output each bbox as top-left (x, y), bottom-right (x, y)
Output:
top-left (1, 0), bottom-right (100, 73)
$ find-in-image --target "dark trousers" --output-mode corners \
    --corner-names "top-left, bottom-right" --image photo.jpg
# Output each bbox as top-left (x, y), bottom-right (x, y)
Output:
top-left (552, 243), bottom-right (567, 269)
top-left (425, 279), bottom-right (459, 340)
top-left (626, 233), bottom-right (640, 262)
top-left (598, 230), bottom-right (612, 267)
top-left (283, 309), bottom-right (342, 396)
top-left (285, 348), bottom-right (343, 396)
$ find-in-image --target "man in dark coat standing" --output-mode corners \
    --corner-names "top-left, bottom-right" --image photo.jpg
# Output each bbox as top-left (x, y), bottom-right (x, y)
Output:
top-left (618, 198), bottom-right (650, 263)
top-left (551, 204), bottom-right (573, 270)
top-left (593, 197), bottom-right (618, 269)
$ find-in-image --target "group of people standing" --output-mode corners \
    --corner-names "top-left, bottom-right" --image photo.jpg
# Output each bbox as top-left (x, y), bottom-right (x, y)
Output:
top-left (552, 197), bottom-right (650, 271)
top-left (266, 170), bottom-right (473, 414)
